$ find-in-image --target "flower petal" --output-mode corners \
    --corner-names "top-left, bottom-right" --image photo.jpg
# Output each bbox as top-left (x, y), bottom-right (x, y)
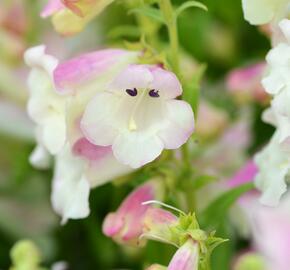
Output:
top-left (168, 239), bottom-right (199, 270)
top-left (109, 65), bottom-right (153, 93)
top-left (81, 92), bottom-right (120, 146)
top-left (112, 132), bottom-right (164, 168)
top-left (254, 132), bottom-right (290, 206)
top-left (242, 0), bottom-right (276, 25)
top-left (41, 0), bottom-right (64, 18)
top-left (54, 49), bottom-right (138, 93)
top-left (150, 67), bottom-right (182, 99)
top-left (51, 144), bottom-right (90, 224)
top-left (73, 138), bottom-right (133, 187)
top-left (279, 19), bottom-right (290, 43)
top-left (29, 144), bottom-right (51, 169)
top-left (158, 100), bottom-right (194, 149)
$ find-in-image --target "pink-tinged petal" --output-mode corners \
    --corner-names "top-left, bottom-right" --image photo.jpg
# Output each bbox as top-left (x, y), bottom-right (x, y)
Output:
top-left (150, 67), bottom-right (182, 99)
top-left (81, 92), bottom-right (120, 146)
top-left (279, 19), bottom-right (290, 43)
top-left (41, 0), bottom-right (65, 18)
top-left (102, 180), bottom-right (164, 245)
top-left (168, 239), bottom-right (199, 270)
top-left (54, 49), bottom-right (138, 93)
top-left (109, 65), bottom-right (153, 93)
top-left (158, 100), bottom-right (194, 149)
top-left (72, 138), bottom-right (133, 187)
top-left (73, 137), bottom-right (112, 161)
top-left (228, 160), bottom-right (258, 188)
top-left (51, 144), bottom-right (90, 224)
top-left (112, 132), bottom-right (164, 168)
top-left (102, 213), bottom-right (124, 236)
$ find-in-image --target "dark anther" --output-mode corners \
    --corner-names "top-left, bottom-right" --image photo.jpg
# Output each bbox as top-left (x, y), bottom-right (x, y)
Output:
top-left (149, 89), bottom-right (160, 98)
top-left (126, 88), bottom-right (138, 96)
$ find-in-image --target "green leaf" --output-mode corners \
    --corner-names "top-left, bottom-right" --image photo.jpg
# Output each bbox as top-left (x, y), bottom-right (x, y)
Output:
top-left (129, 7), bottom-right (165, 23)
top-left (175, 1), bottom-right (208, 19)
top-left (199, 182), bottom-right (254, 229)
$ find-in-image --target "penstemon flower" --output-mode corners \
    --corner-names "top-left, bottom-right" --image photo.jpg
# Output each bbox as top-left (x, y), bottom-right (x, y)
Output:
top-left (25, 45), bottom-right (139, 222)
top-left (41, 0), bottom-right (114, 35)
top-left (81, 64), bottom-right (195, 168)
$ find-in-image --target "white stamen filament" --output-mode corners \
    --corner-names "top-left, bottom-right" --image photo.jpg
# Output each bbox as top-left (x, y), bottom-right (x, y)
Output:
top-left (128, 89), bottom-right (146, 131)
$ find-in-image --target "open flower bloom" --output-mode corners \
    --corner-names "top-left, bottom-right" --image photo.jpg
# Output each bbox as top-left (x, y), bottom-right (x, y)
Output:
top-left (81, 64), bottom-right (195, 168)
top-left (102, 180), bottom-right (164, 246)
top-left (41, 0), bottom-right (114, 35)
top-left (242, 0), bottom-right (290, 25)
top-left (25, 46), bottom-right (139, 222)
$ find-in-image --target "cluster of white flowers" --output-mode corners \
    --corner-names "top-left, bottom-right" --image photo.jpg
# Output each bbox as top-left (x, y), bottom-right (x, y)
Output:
top-left (242, 0), bottom-right (290, 206)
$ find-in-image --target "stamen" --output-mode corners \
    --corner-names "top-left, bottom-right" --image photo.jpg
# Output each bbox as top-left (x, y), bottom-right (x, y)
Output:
top-left (126, 88), bottom-right (138, 96)
top-left (149, 89), bottom-right (159, 97)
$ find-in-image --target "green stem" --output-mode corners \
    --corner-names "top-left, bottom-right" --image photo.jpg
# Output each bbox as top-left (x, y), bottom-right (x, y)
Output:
top-left (159, 0), bottom-right (180, 77)
top-left (159, 0), bottom-right (191, 167)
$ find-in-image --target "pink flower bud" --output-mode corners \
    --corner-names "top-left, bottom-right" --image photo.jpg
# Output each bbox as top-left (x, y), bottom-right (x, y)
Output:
top-left (143, 208), bottom-right (178, 244)
top-left (102, 180), bottom-right (164, 246)
top-left (168, 239), bottom-right (199, 270)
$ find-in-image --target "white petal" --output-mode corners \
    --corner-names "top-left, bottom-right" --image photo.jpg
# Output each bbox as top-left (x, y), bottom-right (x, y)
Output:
top-left (112, 132), bottom-right (164, 168)
top-left (279, 19), bottom-right (290, 43)
top-left (29, 144), bottom-right (51, 169)
top-left (51, 145), bottom-right (90, 224)
top-left (158, 100), bottom-right (194, 149)
top-left (242, 0), bottom-right (276, 25)
top-left (109, 65), bottom-right (153, 93)
top-left (254, 132), bottom-right (290, 206)
top-left (42, 116), bottom-right (66, 154)
top-left (81, 92), bottom-right (120, 146)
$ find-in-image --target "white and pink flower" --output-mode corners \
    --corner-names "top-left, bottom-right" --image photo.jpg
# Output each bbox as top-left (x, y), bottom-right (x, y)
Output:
top-left (81, 64), bottom-right (195, 168)
top-left (25, 45), bottom-right (138, 222)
